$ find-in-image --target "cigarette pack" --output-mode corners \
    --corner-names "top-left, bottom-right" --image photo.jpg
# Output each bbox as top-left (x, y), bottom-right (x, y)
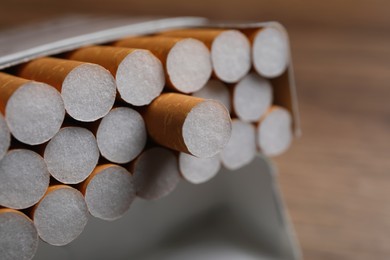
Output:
top-left (0, 16), bottom-right (301, 259)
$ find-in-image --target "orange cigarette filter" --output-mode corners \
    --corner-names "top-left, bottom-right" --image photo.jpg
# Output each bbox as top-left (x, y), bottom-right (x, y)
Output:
top-left (0, 72), bottom-right (29, 113)
top-left (32, 184), bottom-right (88, 246)
top-left (68, 46), bottom-right (137, 76)
top-left (0, 208), bottom-right (39, 260)
top-left (130, 147), bottom-right (180, 200)
top-left (256, 105), bottom-right (293, 157)
top-left (143, 93), bottom-right (232, 158)
top-left (231, 72), bottom-right (273, 123)
top-left (242, 27), bottom-right (289, 78)
top-left (79, 164), bottom-right (135, 221)
top-left (0, 72), bottom-right (65, 145)
top-left (143, 93), bottom-right (203, 154)
top-left (18, 57), bottom-right (83, 91)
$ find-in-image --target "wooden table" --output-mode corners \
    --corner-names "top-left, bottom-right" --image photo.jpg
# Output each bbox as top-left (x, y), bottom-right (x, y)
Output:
top-left (276, 25), bottom-right (390, 260)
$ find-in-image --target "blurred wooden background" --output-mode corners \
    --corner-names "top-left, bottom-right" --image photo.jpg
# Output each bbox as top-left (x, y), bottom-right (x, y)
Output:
top-left (1, 1), bottom-right (390, 259)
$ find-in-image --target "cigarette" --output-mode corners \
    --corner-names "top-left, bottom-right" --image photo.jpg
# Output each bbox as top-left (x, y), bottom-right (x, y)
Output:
top-left (0, 114), bottom-right (10, 160)
top-left (113, 36), bottom-right (212, 93)
top-left (32, 185), bottom-right (88, 246)
top-left (0, 72), bottom-right (65, 145)
top-left (143, 93), bottom-right (232, 158)
top-left (80, 164), bottom-right (136, 221)
top-left (43, 127), bottom-right (100, 184)
top-left (160, 29), bottom-right (251, 83)
top-left (0, 208), bottom-right (38, 260)
top-left (192, 79), bottom-right (231, 112)
top-left (232, 72), bottom-right (273, 122)
top-left (17, 57), bottom-right (116, 122)
top-left (178, 152), bottom-right (220, 184)
top-left (97, 107), bottom-right (147, 164)
top-left (0, 149), bottom-right (50, 209)
top-left (131, 147), bottom-right (180, 200)
top-left (245, 27), bottom-right (289, 78)
top-left (67, 46), bottom-right (165, 106)
top-left (220, 119), bottom-right (257, 170)
top-left (256, 106), bottom-right (293, 157)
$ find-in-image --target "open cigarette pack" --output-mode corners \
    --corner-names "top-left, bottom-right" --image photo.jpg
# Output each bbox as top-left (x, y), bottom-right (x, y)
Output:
top-left (0, 16), bottom-right (301, 259)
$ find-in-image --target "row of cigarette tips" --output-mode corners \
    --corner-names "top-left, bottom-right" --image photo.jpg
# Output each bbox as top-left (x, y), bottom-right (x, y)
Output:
top-left (0, 27), bottom-right (294, 259)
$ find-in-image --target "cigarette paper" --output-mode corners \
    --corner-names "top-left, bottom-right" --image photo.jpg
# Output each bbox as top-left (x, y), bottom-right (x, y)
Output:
top-left (0, 208), bottom-right (38, 260)
top-left (80, 164), bottom-right (135, 221)
top-left (160, 29), bottom-right (251, 83)
top-left (257, 106), bottom-right (293, 157)
top-left (246, 27), bottom-right (289, 78)
top-left (221, 120), bottom-right (257, 170)
top-left (0, 114), bottom-right (10, 160)
top-left (32, 185), bottom-right (88, 246)
top-left (0, 150), bottom-right (50, 209)
top-left (192, 79), bottom-right (231, 112)
top-left (233, 72), bottom-right (273, 122)
top-left (178, 152), bottom-right (220, 184)
top-left (67, 46), bottom-right (165, 106)
top-left (44, 127), bottom-right (100, 184)
top-left (114, 36), bottom-right (212, 93)
top-left (97, 107), bottom-right (147, 164)
top-left (131, 147), bottom-right (180, 200)
top-left (143, 93), bottom-right (232, 158)
top-left (0, 72), bottom-right (65, 145)
top-left (17, 57), bottom-right (116, 122)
